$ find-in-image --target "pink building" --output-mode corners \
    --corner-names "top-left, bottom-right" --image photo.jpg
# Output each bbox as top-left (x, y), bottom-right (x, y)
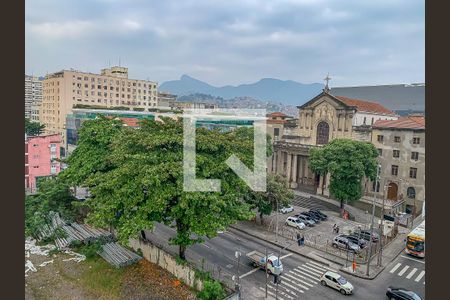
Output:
top-left (25, 133), bottom-right (61, 192)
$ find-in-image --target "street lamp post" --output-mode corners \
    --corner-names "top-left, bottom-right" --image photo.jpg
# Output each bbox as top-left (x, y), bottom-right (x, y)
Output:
top-left (377, 182), bottom-right (388, 267)
top-left (366, 164), bottom-right (381, 276)
top-left (275, 197), bottom-right (279, 242)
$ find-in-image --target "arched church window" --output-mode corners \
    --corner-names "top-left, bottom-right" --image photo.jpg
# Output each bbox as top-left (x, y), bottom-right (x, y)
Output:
top-left (316, 121), bottom-right (330, 145)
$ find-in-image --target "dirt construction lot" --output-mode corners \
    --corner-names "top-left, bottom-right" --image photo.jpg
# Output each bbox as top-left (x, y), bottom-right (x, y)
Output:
top-left (25, 246), bottom-right (197, 300)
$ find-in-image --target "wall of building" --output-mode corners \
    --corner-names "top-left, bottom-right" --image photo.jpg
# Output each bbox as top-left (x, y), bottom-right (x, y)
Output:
top-left (40, 68), bottom-right (158, 144)
top-left (353, 112), bottom-right (397, 127)
top-left (25, 75), bottom-right (43, 121)
top-left (369, 128), bottom-right (425, 215)
top-left (25, 134), bottom-right (61, 191)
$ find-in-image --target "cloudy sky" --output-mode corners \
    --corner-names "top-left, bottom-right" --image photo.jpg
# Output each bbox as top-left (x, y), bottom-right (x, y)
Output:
top-left (26, 0), bottom-right (424, 87)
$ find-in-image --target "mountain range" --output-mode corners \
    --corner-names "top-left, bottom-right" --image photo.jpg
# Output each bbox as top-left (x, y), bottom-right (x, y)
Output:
top-left (160, 75), bottom-right (324, 106)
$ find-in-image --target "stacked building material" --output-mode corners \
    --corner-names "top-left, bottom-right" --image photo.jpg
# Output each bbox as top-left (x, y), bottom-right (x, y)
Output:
top-left (98, 242), bottom-right (142, 268)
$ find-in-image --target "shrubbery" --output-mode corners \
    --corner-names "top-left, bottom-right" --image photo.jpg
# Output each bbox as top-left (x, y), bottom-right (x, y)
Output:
top-left (198, 280), bottom-right (226, 300)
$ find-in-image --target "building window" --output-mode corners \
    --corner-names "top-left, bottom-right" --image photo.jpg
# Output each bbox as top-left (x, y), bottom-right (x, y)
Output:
top-left (407, 187), bottom-right (416, 199)
top-left (274, 128), bottom-right (280, 137)
top-left (316, 122), bottom-right (330, 145)
top-left (410, 167), bottom-right (417, 179)
top-left (372, 181), bottom-right (380, 192)
top-left (394, 136), bottom-right (401, 143)
top-left (393, 150), bottom-right (400, 158)
top-left (377, 135), bottom-right (384, 142)
top-left (377, 148), bottom-right (383, 156)
top-left (413, 137), bottom-right (420, 144)
top-left (411, 152), bottom-right (419, 161)
top-left (391, 165), bottom-right (399, 176)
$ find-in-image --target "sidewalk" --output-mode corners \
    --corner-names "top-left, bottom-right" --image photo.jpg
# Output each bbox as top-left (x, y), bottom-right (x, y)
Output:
top-left (230, 218), bottom-right (409, 280)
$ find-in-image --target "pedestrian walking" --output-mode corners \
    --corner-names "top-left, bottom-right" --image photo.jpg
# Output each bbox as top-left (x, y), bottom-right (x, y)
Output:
top-left (300, 235), bottom-right (305, 246)
top-left (333, 224), bottom-right (337, 233)
top-left (297, 233), bottom-right (301, 246)
top-left (336, 226), bottom-right (340, 234)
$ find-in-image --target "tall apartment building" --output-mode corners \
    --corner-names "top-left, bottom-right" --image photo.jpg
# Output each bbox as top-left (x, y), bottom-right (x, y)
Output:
top-left (25, 75), bottom-right (43, 121)
top-left (40, 66), bottom-right (158, 144)
top-left (25, 133), bottom-right (61, 193)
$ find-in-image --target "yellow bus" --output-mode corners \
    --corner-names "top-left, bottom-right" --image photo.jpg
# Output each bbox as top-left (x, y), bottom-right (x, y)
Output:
top-left (405, 220), bottom-right (425, 258)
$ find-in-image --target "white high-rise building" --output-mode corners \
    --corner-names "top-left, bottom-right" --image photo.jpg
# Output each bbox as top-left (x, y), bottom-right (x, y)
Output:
top-left (25, 75), bottom-right (43, 121)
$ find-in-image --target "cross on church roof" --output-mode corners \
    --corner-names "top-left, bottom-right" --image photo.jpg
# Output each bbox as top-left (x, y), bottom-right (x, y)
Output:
top-left (324, 73), bottom-right (331, 92)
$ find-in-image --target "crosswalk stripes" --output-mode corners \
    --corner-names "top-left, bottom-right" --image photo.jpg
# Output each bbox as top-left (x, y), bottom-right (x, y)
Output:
top-left (390, 262), bottom-right (402, 273)
top-left (388, 262), bottom-right (425, 283)
top-left (415, 270), bottom-right (425, 282)
top-left (258, 286), bottom-right (277, 300)
top-left (258, 260), bottom-right (333, 299)
top-left (406, 268), bottom-right (418, 279)
top-left (398, 265), bottom-right (410, 276)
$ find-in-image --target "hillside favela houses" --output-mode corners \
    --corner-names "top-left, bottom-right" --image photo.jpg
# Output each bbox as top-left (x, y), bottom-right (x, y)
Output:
top-left (269, 84), bottom-right (425, 218)
top-left (25, 133), bottom-right (61, 193)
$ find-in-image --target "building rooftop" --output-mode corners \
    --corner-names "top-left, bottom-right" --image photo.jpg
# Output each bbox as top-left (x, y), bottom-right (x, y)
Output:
top-left (267, 112), bottom-right (289, 118)
top-left (373, 116), bottom-right (425, 130)
top-left (335, 96), bottom-right (396, 116)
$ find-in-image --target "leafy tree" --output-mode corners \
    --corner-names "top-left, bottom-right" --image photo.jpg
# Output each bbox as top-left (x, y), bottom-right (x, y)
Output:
top-left (25, 178), bottom-right (77, 238)
top-left (66, 117), bottom-right (259, 259)
top-left (25, 118), bottom-right (45, 136)
top-left (58, 116), bottom-right (124, 186)
top-left (245, 173), bottom-right (294, 224)
top-left (309, 139), bottom-right (378, 209)
top-left (198, 280), bottom-right (225, 300)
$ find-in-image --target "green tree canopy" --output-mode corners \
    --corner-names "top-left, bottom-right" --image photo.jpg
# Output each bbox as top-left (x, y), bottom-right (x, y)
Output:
top-left (25, 118), bottom-right (45, 136)
top-left (25, 178), bottom-right (77, 238)
top-left (309, 139), bottom-right (378, 209)
top-left (62, 117), bottom-right (264, 259)
top-left (245, 173), bottom-right (294, 223)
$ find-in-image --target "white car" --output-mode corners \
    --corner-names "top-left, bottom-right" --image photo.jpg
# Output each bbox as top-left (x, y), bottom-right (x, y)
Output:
top-left (320, 271), bottom-right (354, 295)
top-left (279, 205), bottom-right (294, 214)
top-left (285, 217), bottom-right (306, 230)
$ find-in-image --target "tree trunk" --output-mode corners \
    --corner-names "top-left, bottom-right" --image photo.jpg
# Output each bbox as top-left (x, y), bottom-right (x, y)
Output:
top-left (340, 199), bottom-right (344, 209)
top-left (260, 211), bottom-right (264, 225)
top-left (179, 245), bottom-right (186, 260)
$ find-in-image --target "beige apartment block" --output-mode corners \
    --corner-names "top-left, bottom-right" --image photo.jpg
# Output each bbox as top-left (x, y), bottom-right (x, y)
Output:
top-left (40, 66), bottom-right (158, 138)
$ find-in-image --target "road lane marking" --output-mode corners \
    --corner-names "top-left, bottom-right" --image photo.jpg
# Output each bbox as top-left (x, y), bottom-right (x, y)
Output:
top-left (288, 270), bottom-right (318, 284)
top-left (285, 273), bottom-right (314, 287)
top-left (390, 263), bottom-right (402, 273)
top-left (406, 268), bottom-right (418, 279)
top-left (280, 253), bottom-right (293, 259)
top-left (400, 255), bottom-right (425, 264)
top-left (295, 267), bottom-right (322, 278)
top-left (398, 265), bottom-right (410, 276)
top-left (258, 287), bottom-right (277, 300)
top-left (415, 270), bottom-right (425, 282)
top-left (271, 281), bottom-right (298, 297)
top-left (308, 261), bottom-right (339, 272)
top-left (302, 264), bottom-right (326, 275)
top-left (239, 267), bottom-right (260, 279)
top-left (291, 269), bottom-right (320, 282)
top-left (280, 278), bottom-right (305, 293)
top-left (284, 274), bottom-right (311, 289)
top-left (267, 284), bottom-right (292, 300)
top-left (305, 262), bottom-right (328, 272)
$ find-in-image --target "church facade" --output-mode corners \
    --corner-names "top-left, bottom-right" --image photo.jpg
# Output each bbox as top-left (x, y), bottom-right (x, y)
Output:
top-left (268, 89), bottom-right (398, 197)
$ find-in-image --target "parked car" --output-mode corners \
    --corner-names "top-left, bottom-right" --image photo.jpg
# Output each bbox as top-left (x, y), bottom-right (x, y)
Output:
top-left (354, 229), bottom-right (380, 242)
top-left (309, 209), bottom-right (328, 221)
top-left (295, 214), bottom-right (316, 227)
top-left (299, 211), bottom-right (321, 223)
top-left (344, 235), bottom-right (368, 248)
top-left (386, 287), bottom-right (422, 300)
top-left (279, 205), bottom-right (294, 214)
top-left (320, 271), bottom-right (354, 295)
top-left (332, 236), bottom-right (361, 253)
top-left (285, 217), bottom-right (306, 230)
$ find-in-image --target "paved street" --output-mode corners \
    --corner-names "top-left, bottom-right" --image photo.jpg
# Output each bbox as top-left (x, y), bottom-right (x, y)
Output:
top-left (145, 223), bottom-right (425, 299)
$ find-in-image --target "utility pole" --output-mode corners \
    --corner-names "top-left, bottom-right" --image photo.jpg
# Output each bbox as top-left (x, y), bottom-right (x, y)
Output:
top-left (275, 197), bottom-right (279, 242)
top-left (265, 247), bottom-right (268, 299)
top-left (377, 182), bottom-right (387, 267)
top-left (235, 250), bottom-right (241, 298)
top-left (366, 164), bottom-right (381, 276)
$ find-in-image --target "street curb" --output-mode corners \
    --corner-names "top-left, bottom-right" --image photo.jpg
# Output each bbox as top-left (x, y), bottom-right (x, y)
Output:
top-left (228, 225), bottom-right (336, 268)
top-left (339, 241), bottom-right (406, 280)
